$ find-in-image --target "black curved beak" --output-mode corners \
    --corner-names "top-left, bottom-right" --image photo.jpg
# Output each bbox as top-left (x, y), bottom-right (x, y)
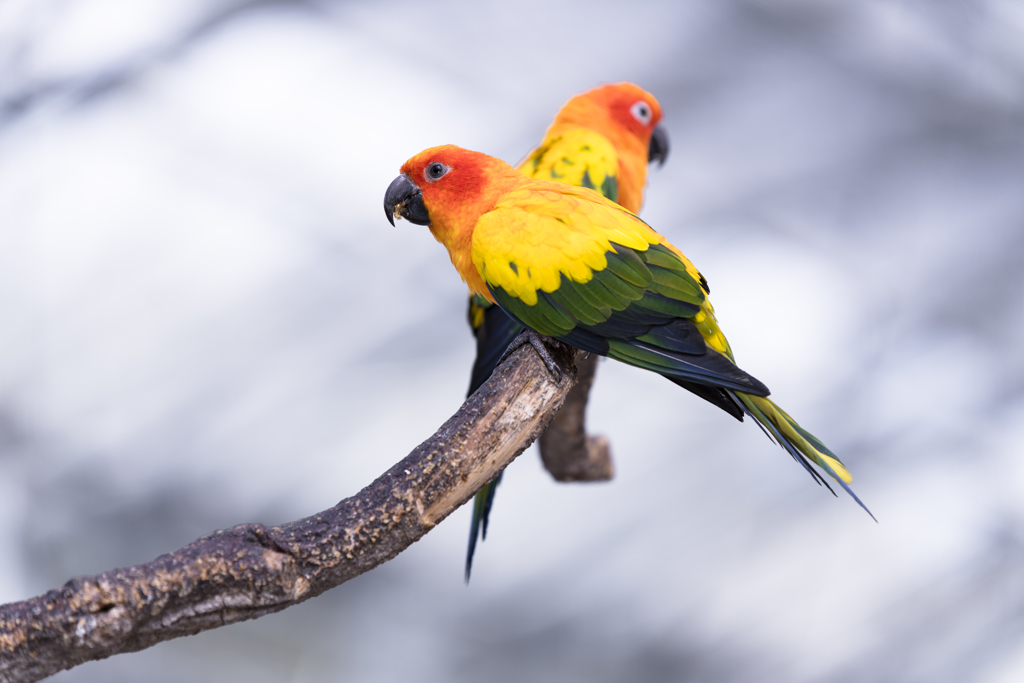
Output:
top-left (648, 124), bottom-right (670, 167)
top-left (384, 174), bottom-right (431, 226)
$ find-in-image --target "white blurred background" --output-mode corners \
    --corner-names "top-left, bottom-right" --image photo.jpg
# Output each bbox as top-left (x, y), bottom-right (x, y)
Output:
top-left (2, 0), bottom-right (1024, 680)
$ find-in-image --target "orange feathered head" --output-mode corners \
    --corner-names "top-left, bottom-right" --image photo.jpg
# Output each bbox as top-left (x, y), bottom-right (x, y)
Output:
top-left (387, 145), bottom-right (516, 228)
top-left (384, 145), bottom-right (520, 298)
top-left (552, 82), bottom-right (668, 166)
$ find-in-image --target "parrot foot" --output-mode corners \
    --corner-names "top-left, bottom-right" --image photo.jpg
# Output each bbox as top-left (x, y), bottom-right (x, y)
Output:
top-left (499, 330), bottom-right (569, 383)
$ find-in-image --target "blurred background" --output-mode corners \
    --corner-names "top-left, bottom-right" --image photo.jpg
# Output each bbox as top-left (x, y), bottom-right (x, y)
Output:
top-left (2, 0), bottom-right (1024, 680)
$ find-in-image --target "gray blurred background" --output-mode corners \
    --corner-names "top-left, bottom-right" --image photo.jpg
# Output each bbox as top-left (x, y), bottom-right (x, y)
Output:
top-left (2, 0), bottom-right (1023, 680)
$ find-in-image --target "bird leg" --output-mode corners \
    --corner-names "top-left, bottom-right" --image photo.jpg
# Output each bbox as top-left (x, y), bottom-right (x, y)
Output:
top-left (498, 329), bottom-right (571, 383)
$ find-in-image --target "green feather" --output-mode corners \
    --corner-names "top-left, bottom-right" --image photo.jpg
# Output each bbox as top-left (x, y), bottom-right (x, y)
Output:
top-left (548, 279), bottom-right (610, 327)
top-left (539, 291), bottom-right (586, 330)
top-left (636, 319), bottom-right (706, 355)
top-left (649, 266), bottom-right (704, 302)
top-left (593, 267), bottom-right (646, 302)
top-left (639, 244), bottom-right (689, 273)
top-left (563, 277), bottom-right (614, 316)
top-left (605, 247), bottom-right (653, 287)
top-left (580, 169), bottom-right (597, 190)
top-left (492, 286), bottom-right (575, 337)
top-left (573, 276), bottom-right (632, 311)
top-left (605, 339), bottom-right (667, 372)
top-left (631, 291), bottom-right (702, 318)
top-left (601, 174), bottom-right (619, 203)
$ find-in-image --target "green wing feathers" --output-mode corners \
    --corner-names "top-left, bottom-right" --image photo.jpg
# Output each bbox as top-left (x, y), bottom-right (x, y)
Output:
top-left (488, 242), bottom-right (768, 396)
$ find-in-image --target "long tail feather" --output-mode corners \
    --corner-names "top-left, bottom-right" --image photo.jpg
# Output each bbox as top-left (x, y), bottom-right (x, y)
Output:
top-left (732, 391), bottom-right (876, 521)
top-left (736, 393), bottom-right (831, 489)
top-left (468, 303), bottom-right (524, 395)
top-left (465, 473), bottom-right (503, 582)
top-left (465, 300), bottom-right (521, 583)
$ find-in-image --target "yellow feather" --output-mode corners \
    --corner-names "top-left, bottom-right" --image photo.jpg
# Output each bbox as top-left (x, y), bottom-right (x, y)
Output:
top-left (518, 129), bottom-right (619, 192)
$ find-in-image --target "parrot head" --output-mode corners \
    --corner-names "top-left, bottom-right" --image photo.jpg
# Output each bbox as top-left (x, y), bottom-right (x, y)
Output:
top-left (385, 145), bottom-right (515, 297)
top-left (384, 145), bottom-right (509, 227)
top-left (553, 82), bottom-right (669, 167)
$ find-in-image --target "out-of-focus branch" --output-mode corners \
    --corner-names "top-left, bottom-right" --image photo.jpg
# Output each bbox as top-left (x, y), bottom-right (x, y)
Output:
top-left (539, 352), bottom-right (613, 481)
top-left (0, 0), bottom-right (313, 127)
top-left (0, 342), bottom-right (578, 683)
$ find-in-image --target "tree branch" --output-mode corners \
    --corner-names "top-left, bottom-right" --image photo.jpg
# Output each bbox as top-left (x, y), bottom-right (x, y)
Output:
top-left (0, 342), bottom-right (578, 683)
top-left (539, 352), bottom-right (613, 482)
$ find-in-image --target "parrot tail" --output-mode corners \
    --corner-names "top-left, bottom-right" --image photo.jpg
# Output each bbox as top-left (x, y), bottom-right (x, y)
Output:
top-left (730, 391), bottom-right (875, 521)
top-left (464, 298), bottom-right (522, 583)
top-left (467, 298), bottom-right (525, 396)
top-left (465, 474), bottom-right (502, 582)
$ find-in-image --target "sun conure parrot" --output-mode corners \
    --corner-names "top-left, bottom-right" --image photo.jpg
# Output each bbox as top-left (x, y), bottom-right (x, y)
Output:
top-left (463, 83), bottom-right (669, 580)
top-left (384, 145), bottom-right (874, 543)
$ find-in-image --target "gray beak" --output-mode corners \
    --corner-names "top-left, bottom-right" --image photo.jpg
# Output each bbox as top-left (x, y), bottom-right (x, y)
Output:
top-left (384, 173), bottom-right (431, 226)
top-left (648, 124), bottom-right (670, 167)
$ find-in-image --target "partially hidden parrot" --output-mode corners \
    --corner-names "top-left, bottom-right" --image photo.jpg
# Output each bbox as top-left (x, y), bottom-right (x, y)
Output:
top-left (463, 83), bottom-right (669, 580)
top-left (383, 145), bottom-right (874, 552)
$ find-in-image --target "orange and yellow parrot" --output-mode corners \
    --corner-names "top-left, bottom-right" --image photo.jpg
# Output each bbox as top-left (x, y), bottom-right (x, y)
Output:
top-left (384, 145), bottom-right (873, 544)
top-left (462, 84), bottom-right (669, 579)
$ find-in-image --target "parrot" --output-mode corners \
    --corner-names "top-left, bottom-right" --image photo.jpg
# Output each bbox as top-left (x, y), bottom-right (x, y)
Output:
top-left (463, 83), bottom-right (670, 580)
top-left (383, 145), bottom-right (874, 543)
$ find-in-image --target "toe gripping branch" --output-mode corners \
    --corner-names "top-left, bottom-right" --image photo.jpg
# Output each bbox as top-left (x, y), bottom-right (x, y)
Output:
top-left (498, 330), bottom-right (575, 384)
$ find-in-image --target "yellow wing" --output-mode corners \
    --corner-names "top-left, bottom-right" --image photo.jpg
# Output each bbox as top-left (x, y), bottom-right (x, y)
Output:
top-left (518, 129), bottom-right (620, 204)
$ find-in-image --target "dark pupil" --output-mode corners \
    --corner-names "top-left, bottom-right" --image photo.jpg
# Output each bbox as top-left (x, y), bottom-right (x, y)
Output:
top-left (430, 164), bottom-right (443, 177)
top-left (640, 106), bottom-right (648, 117)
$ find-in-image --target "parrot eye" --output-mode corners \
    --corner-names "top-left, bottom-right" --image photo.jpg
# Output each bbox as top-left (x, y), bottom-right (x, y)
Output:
top-left (630, 101), bottom-right (653, 126)
top-left (425, 162), bottom-right (451, 182)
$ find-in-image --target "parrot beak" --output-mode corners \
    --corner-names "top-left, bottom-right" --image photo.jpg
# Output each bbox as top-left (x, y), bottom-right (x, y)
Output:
top-left (384, 173), bottom-right (431, 227)
top-left (648, 124), bottom-right (670, 167)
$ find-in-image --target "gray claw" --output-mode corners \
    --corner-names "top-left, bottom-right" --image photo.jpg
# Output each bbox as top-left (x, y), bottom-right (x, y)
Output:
top-left (499, 330), bottom-right (566, 382)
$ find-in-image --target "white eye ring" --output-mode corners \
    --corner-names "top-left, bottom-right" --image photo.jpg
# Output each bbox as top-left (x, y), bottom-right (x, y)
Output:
top-left (630, 100), bottom-right (653, 126)
top-left (424, 162), bottom-right (451, 182)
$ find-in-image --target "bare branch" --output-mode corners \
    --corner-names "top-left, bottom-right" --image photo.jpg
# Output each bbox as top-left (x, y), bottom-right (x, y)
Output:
top-left (0, 342), bottom-right (578, 683)
top-left (0, 0), bottom-right (318, 128)
top-left (539, 352), bottom-right (613, 482)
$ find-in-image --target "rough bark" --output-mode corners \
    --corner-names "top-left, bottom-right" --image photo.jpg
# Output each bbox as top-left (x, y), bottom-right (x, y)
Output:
top-left (539, 352), bottom-right (613, 481)
top-left (0, 341), bottom-right (577, 683)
